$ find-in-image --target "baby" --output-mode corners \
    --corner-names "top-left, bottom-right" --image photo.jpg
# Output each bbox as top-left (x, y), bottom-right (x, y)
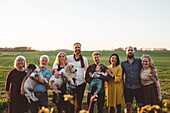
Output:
top-left (87, 64), bottom-right (107, 97)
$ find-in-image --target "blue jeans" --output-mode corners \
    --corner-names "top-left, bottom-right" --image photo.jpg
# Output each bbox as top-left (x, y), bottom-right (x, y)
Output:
top-left (88, 79), bottom-right (102, 92)
top-left (30, 92), bottom-right (48, 113)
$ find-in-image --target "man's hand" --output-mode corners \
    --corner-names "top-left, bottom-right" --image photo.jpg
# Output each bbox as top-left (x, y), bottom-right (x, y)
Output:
top-left (93, 73), bottom-right (100, 78)
top-left (89, 72), bottom-right (92, 77)
top-left (21, 88), bottom-right (27, 96)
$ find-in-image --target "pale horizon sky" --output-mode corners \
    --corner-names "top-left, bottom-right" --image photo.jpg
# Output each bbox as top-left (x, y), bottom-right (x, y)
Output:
top-left (0, 0), bottom-right (170, 50)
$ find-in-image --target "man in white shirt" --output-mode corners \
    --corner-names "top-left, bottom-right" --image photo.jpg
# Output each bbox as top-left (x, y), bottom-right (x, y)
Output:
top-left (67, 42), bottom-right (88, 113)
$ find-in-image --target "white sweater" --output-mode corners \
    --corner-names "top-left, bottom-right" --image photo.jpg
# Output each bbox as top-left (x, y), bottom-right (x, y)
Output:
top-left (67, 55), bottom-right (88, 86)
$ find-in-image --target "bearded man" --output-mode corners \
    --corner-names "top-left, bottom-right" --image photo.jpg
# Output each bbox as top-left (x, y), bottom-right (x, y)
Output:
top-left (121, 46), bottom-right (144, 113)
top-left (67, 42), bottom-right (88, 113)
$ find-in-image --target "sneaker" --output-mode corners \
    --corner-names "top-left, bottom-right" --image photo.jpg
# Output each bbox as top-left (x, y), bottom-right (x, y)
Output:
top-left (94, 92), bottom-right (98, 98)
top-left (86, 90), bottom-right (91, 93)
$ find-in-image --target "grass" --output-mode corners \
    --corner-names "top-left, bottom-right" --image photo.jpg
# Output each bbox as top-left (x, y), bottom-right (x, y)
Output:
top-left (0, 50), bottom-right (170, 112)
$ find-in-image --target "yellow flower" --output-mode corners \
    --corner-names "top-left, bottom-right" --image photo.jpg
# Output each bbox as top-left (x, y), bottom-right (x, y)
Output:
top-left (79, 109), bottom-right (89, 113)
top-left (44, 108), bottom-right (50, 113)
top-left (151, 105), bottom-right (160, 109)
top-left (63, 94), bottom-right (73, 101)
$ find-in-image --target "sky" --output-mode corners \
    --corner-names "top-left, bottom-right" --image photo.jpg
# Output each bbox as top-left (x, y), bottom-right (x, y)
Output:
top-left (0, 0), bottom-right (170, 51)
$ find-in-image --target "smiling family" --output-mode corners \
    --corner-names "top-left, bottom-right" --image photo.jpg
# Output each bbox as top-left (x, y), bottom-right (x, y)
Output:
top-left (5, 43), bottom-right (162, 113)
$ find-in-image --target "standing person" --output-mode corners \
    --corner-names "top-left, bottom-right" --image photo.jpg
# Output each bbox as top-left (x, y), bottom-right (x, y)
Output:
top-left (67, 42), bottom-right (88, 112)
top-left (52, 52), bottom-right (69, 113)
top-left (140, 54), bottom-right (161, 105)
top-left (107, 54), bottom-right (125, 113)
top-left (85, 52), bottom-right (114, 113)
top-left (5, 56), bottom-right (29, 113)
top-left (21, 55), bottom-right (52, 113)
top-left (121, 46), bottom-right (143, 113)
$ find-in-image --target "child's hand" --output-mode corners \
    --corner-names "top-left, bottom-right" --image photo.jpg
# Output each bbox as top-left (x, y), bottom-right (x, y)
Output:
top-left (93, 73), bottom-right (100, 78)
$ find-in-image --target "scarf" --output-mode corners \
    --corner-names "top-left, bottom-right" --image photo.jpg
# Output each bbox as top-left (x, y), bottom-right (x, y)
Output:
top-left (73, 54), bottom-right (85, 68)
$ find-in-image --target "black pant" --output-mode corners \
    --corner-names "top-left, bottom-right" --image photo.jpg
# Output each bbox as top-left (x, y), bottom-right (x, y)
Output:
top-left (69, 83), bottom-right (86, 113)
top-left (87, 92), bottom-right (105, 113)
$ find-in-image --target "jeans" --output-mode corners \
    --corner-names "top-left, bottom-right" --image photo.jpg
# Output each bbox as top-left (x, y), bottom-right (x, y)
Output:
top-left (30, 92), bottom-right (48, 113)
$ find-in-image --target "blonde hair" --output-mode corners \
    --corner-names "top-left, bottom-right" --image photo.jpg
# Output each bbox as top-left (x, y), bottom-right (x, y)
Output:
top-left (14, 56), bottom-right (27, 69)
top-left (141, 54), bottom-right (155, 69)
top-left (54, 52), bottom-right (68, 65)
top-left (92, 52), bottom-right (101, 57)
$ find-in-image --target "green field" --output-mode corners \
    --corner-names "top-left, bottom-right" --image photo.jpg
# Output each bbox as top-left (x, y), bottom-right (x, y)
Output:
top-left (0, 51), bottom-right (170, 112)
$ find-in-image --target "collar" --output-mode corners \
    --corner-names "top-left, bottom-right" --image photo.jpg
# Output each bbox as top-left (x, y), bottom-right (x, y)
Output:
top-left (39, 67), bottom-right (47, 71)
top-left (125, 57), bottom-right (137, 63)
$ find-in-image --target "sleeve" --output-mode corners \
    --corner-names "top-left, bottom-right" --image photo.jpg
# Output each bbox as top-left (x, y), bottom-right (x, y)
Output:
top-left (5, 70), bottom-right (13, 91)
top-left (46, 69), bottom-right (52, 78)
top-left (85, 65), bottom-right (93, 84)
top-left (52, 62), bottom-right (58, 70)
top-left (100, 66), bottom-right (112, 81)
top-left (114, 66), bottom-right (123, 83)
top-left (121, 62), bottom-right (125, 85)
top-left (84, 57), bottom-right (88, 71)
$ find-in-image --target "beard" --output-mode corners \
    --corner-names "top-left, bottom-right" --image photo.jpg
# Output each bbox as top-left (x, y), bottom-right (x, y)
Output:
top-left (127, 54), bottom-right (134, 59)
top-left (40, 63), bottom-right (46, 67)
top-left (75, 50), bottom-right (81, 55)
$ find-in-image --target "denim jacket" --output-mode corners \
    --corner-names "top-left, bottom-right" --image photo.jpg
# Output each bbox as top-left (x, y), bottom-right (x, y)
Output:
top-left (121, 58), bottom-right (142, 89)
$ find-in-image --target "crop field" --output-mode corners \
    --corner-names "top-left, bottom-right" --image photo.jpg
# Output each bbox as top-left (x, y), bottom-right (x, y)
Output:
top-left (0, 51), bottom-right (170, 112)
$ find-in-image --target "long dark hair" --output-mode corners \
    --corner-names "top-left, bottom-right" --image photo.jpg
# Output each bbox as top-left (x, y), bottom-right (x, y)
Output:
top-left (109, 54), bottom-right (120, 66)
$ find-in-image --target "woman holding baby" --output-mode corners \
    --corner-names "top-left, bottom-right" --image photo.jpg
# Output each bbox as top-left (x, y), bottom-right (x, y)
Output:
top-left (5, 56), bottom-right (29, 113)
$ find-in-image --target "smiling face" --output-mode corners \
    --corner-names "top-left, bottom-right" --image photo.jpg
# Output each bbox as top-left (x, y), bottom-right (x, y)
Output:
top-left (73, 43), bottom-right (81, 55)
top-left (126, 46), bottom-right (135, 59)
top-left (58, 53), bottom-right (67, 64)
top-left (141, 57), bottom-right (150, 69)
top-left (40, 57), bottom-right (49, 68)
top-left (110, 55), bottom-right (117, 66)
top-left (93, 54), bottom-right (101, 65)
top-left (16, 58), bottom-right (25, 68)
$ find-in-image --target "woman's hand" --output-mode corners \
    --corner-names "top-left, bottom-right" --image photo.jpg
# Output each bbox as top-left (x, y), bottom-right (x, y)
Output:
top-left (54, 71), bottom-right (60, 79)
top-left (158, 95), bottom-right (162, 102)
top-left (151, 68), bottom-right (157, 76)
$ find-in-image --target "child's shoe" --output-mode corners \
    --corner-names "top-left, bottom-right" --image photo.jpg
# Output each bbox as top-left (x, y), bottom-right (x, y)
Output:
top-left (86, 90), bottom-right (91, 93)
top-left (93, 92), bottom-right (98, 98)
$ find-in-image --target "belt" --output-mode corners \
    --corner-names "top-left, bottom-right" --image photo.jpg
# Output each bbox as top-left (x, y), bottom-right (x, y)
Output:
top-left (35, 91), bottom-right (47, 95)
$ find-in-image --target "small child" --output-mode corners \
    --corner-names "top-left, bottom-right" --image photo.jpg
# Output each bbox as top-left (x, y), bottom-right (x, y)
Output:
top-left (87, 64), bottom-right (107, 97)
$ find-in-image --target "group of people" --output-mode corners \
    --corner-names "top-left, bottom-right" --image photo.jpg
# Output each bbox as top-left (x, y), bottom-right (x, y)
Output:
top-left (5, 42), bottom-right (162, 113)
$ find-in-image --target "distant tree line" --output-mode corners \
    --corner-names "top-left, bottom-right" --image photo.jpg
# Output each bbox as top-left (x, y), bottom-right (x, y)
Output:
top-left (0, 46), bottom-right (168, 52)
top-left (113, 47), bottom-right (168, 51)
top-left (0, 46), bottom-right (36, 52)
